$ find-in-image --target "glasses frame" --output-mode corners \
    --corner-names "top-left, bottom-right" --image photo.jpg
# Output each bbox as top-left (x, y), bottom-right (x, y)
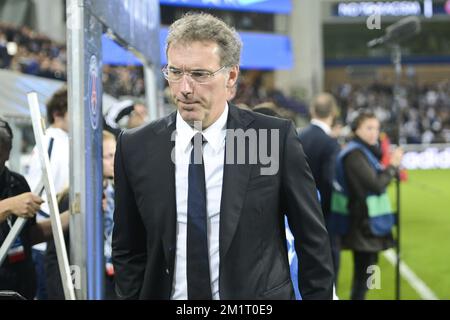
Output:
top-left (162, 65), bottom-right (228, 84)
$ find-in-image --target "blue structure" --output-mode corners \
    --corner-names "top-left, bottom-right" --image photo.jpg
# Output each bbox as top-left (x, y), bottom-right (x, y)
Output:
top-left (102, 28), bottom-right (293, 70)
top-left (159, 0), bottom-right (292, 14)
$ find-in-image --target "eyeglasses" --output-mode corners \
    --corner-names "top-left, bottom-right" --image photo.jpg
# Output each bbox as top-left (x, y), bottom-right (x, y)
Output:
top-left (162, 65), bottom-right (228, 84)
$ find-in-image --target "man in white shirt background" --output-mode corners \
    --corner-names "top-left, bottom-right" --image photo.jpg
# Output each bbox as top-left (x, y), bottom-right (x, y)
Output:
top-left (298, 93), bottom-right (341, 287)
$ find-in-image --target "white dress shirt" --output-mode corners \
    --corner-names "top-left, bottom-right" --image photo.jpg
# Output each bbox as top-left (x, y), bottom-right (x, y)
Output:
top-left (25, 127), bottom-right (69, 251)
top-left (171, 104), bottom-right (228, 300)
top-left (310, 118), bottom-right (332, 136)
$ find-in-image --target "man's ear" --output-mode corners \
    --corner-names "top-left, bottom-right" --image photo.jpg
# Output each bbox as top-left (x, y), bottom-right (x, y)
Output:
top-left (226, 65), bottom-right (239, 88)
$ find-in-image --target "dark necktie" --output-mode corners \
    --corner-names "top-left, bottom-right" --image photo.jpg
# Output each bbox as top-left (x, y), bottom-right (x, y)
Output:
top-left (187, 133), bottom-right (212, 300)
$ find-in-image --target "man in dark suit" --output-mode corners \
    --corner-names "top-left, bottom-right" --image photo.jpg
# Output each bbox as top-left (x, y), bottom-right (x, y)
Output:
top-left (298, 93), bottom-right (341, 282)
top-left (112, 13), bottom-right (334, 300)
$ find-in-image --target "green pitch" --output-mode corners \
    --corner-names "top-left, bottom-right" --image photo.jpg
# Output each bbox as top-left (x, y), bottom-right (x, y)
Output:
top-left (336, 169), bottom-right (450, 300)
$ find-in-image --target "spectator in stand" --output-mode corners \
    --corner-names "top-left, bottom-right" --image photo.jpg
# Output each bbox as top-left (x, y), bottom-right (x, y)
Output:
top-left (103, 100), bottom-right (149, 137)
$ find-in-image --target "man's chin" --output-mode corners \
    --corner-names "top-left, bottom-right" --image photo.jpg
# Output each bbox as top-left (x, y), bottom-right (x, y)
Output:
top-left (180, 111), bottom-right (204, 126)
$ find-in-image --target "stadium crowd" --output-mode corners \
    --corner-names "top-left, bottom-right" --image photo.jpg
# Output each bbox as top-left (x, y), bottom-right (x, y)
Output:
top-left (0, 23), bottom-right (145, 98)
top-left (333, 80), bottom-right (450, 144)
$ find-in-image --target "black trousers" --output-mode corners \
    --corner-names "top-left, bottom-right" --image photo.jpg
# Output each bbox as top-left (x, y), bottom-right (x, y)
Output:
top-left (351, 251), bottom-right (379, 300)
top-left (104, 275), bottom-right (117, 300)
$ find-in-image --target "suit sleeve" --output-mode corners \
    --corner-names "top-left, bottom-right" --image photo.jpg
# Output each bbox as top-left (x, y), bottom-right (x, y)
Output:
top-left (281, 121), bottom-right (334, 300)
top-left (112, 131), bottom-right (147, 299)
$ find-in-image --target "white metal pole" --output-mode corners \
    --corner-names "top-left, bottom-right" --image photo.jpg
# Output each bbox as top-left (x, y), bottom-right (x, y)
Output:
top-left (27, 92), bottom-right (76, 300)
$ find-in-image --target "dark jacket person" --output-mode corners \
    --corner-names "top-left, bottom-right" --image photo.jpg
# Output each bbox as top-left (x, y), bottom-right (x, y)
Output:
top-left (112, 13), bottom-right (334, 300)
top-left (331, 110), bottom-right (403, 300)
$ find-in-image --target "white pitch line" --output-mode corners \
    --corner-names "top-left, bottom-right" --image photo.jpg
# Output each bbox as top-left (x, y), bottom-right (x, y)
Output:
top-left (383, 249), bottom-right (439, 300)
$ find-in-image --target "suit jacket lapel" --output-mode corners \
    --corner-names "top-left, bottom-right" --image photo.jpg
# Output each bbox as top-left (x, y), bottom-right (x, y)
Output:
top-left (153, 112), bottom-right (177, 271)
top-left (155, 106), bottom-right (255, 271)
top-left (219, 105), bottom-right (254, 261)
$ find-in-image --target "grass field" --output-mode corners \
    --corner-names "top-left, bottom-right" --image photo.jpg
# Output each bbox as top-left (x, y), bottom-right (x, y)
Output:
top-left (336, 169), bottom-right (450, 300)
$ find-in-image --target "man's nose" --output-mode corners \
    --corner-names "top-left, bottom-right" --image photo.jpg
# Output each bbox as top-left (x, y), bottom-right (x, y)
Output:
top-left (180, 74), bottom-right (194, 95)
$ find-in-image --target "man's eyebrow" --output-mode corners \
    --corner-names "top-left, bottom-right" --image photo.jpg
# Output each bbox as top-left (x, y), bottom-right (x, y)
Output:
top-left (190, 69), bottom-right (210, 72)
top-left (168, 65), bottom-right (210, 72)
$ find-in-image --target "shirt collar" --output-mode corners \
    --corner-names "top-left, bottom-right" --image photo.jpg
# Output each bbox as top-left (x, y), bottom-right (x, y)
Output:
top-left (47, 126), bottom-right (68, 137)
top-left (176, 103), bottom-right (228, 153)
top-left (311, 118), bottom-right (332, 135)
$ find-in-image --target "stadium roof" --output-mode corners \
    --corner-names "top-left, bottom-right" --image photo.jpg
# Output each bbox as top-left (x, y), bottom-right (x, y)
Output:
top-left (0, 69), bottom-right (117, 122)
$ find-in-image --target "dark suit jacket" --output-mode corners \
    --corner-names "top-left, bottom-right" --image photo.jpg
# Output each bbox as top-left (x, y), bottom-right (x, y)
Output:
top-left (298, 124), bottom-right (340, 220)
top-left (112, 105), bottom-right (334, 300)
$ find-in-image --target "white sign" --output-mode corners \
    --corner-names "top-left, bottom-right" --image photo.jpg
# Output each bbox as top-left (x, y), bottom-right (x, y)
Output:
top-left (402, 147), bottom-right (450, 170)
top-left (337, 1), bottom-right (422, 17)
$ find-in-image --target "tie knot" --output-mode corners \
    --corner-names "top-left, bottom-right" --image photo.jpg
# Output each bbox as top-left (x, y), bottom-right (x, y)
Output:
top-left (191, 133), bottom-right (206, 147)
top-left (190, 133), bottom-right (206, 165)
